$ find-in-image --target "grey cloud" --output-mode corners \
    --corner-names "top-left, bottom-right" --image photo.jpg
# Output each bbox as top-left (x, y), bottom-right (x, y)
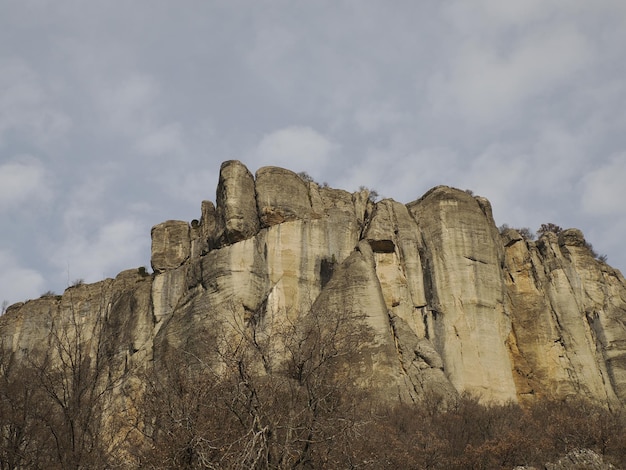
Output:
top-left (251, 126), bottom-right (338, 176)
top-left (428, 25), bottom-right (592, 125)
top-left (581, 153), bottom-right (626, 216)
top-left (0, 59), bottom-right (72, 146)
top-left (0, 156), bottom-right (52, 212)
top-left (1, 0), bottom-right (626, 304)
top-left (47, 218), bottom-right (148, 287)
top-left (0, 251), bottom-right (46, 306)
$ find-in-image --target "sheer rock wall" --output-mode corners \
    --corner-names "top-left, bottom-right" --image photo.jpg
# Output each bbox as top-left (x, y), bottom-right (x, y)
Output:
top-left (3, 161), bottom-right (626, 408)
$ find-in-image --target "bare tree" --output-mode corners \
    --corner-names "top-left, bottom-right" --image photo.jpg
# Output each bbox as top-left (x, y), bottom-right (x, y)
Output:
top-left (25, 287), bottom-right (128, 469)
top-left (137, 303), bottom-right (371, 469)
top-left (0, 347), bottom-right (54, 469)
top-left (537, 223), bottom-right (563, 236)
top-left (132, 347), bottom-right (229, 469)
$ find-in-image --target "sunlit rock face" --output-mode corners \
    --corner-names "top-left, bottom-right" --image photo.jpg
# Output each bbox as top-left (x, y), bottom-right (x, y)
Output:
top-left (3, 160), bottom-right (626, 409)
top-left (215, 159), bottom-right (259, 244)
top-left (407, 187), bottom-right (517, 402)
top-left (1, 269), bottom-right (153, 369)
top-left (503, 228), bottom-right (626, 408)
top-left (151, 220), bottom-right (191, 273)
top-left (255, 166), bottom-right (312, 227)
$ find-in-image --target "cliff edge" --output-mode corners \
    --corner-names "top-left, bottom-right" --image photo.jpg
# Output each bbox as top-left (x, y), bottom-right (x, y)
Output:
top-left (2, 160), bottom-right (626, 409)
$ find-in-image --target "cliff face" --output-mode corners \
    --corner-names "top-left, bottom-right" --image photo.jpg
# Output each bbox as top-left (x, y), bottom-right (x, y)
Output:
top-left (503, 228), bottom-right (626, 406)
top-left (2, 160), bottom-right (626, 408)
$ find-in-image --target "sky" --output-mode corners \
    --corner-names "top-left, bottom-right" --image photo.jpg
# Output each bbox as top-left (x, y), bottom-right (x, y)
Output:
top-left (1, 0), bottom-right (626, 307)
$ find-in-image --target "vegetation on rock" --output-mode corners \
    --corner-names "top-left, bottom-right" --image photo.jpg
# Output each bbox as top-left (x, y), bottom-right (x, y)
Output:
top-left (537, 222), bottom-right (564, 236)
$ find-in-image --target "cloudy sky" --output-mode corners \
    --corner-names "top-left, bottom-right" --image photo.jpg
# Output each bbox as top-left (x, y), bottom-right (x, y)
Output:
top-left (1, 0), bottom-right (625, 307)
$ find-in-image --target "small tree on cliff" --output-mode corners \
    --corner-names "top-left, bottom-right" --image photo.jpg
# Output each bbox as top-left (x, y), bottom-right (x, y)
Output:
top-left (537, 223), bottom-right (563, 236)
top-left (498, 224), bottom-right (536, 240)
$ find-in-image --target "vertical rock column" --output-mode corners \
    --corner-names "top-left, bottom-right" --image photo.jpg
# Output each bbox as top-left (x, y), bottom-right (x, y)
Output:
top-left (502, 230), bottom-right (579, 402)
top-left (150, 220), bottom-right (192, 327)
top-left (363, 199), bottom-right (428, 337)
top-left (215, 160), bottom-right (259, 245)
top-left (504, 228), bottom-right (624, 406)
top-left (408, 186), bottom-right (517, 402)
top-left (561, 230), bottom-right (626, 405)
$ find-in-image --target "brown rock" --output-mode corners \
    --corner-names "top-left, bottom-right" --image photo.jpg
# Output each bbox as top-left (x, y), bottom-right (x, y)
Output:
top-left (215, 160), bottom-right (259, 244)
top-left (150, 220), bottom-right (191, 273)
top-left (255, 166), bottom-right (311, 227)
top-left (408, 186), bottom-right (517, 402)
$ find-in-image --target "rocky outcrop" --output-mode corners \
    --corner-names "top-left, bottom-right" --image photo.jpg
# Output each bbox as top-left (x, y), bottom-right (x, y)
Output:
top-left (515, 448), bottom-right (618, 470)
top-left (2, 160), bottom-right (626, 410)
top-left (151, 220), bottom-right (191, 273)
top-left (545, 448), bottom-right (617, 470)
top-left (0, 268), bottom-right (153, 367)
top-left (408, 186), bottom-right (517, 402)
top-left (504, 227), bottom-right (626, 407)
top-left (215, 160), bottom-right (259, 244)
top-left (255, 166), bottom-right (312, 227)
top-left (365, 199), bottom-right (428, 335)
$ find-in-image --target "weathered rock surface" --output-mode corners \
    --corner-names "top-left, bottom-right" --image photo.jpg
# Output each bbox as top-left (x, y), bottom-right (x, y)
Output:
top-left (255, 166), bottom-right (311, 227)
top-left (1, 269), bottom-right (153, 367)
top-left (2, 161), bottom-right (626, 411)
top-left (215, 160), bottom-right (259, 244)
top-left (544, 448), bottom-right (618, 470)
top-left (408, 186), bottom-right (517, 402)
top-left (151, 220), bottom-right (191, 272)
top-left (503, 228), bottom-right (626, 407)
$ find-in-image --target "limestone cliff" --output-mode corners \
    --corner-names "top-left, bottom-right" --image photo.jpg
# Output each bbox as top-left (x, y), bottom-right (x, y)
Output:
top-left (2, 160), bottom-right (626, 409)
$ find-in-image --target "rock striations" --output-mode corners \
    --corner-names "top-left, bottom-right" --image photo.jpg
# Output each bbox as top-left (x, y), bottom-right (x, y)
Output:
top-left (2, 160), bottom-right (626, 409)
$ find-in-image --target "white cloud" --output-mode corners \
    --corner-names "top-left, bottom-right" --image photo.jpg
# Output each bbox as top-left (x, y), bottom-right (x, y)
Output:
top-left (170, 169), bottom-right (220, 207)
top-left (0, 59), bottom-right (71, 145)
top-left (581, 153), bottom-right (626, 215)
top-left (466, 125), bottom-right (587, 197)
top-left (96, 74), bottom-right (160, 136)
top-left (428, 24), bottom-right (592, 124)
top-left (0, 156), bottom-right (52, 212)
top-left (1, 0), bottom-right (626, 283)
top-left (354, 102), bottom-right (406, 133)
top-left (0, 250), bottom-right (46, 307)
top-left (332, 146), bottom-right (463, 204)
top-left (61, 173), bottom-right (110, 232)
top-left (474, 0), bottom-right (549, 24)
top-left (253, 126), bottom-right (338, 175)
top-left (247, 24), bottom-right (298, 79)
top-left (51, 218), bottom-right (149, 285)
top-left (134, 122), bottom-right (185, 157)
top-left (443, 0), bottom-right (551, 31)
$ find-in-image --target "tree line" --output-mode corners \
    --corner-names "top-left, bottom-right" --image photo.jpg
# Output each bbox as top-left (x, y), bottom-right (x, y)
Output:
top-left (2, 296), bottom-right (626, 469)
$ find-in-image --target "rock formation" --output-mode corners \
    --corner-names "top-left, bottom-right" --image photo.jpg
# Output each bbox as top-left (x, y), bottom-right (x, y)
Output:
top-left (2, 161), bottom-right (626, 410)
